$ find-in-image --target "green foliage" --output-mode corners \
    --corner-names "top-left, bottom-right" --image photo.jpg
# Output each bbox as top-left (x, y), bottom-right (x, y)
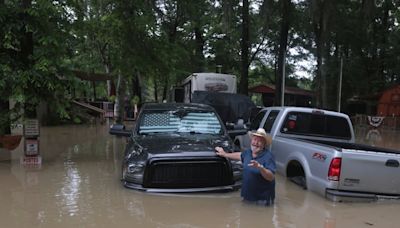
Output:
top-left (131, 96), bottom-right (140, 105)
top-left (1, 0), bottom-right (400, 123)
top-left (0, 1), bottom-right (74, 123)
top-left (72, 116), bottom-right (81, 124)
top-left (108, 95), bottom-right (116, 102)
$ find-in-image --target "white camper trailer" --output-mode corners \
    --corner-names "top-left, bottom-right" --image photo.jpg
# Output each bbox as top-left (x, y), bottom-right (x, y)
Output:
top-left (180, 73), bottom-right (237, 103)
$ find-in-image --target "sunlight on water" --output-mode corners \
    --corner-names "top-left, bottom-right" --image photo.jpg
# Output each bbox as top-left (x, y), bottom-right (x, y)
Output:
top-left (58, 159), bottom-right (81, 216)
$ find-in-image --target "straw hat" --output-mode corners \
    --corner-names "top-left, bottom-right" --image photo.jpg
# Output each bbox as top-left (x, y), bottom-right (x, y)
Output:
top-left (251, 128), bottom-right (272, 146)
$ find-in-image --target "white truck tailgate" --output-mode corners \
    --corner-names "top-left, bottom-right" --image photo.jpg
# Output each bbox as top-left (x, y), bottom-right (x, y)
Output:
top-left (339, 149), bottom-right (400, 195)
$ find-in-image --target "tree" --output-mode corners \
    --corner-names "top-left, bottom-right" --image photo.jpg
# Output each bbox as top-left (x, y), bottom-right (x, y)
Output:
top-left (311, 0), bottom-right (333, 108)
top-left (274, 0), bottom-right (292, 106)
top-left (0, 0), bottom-right (73, 132)
top-left (239, 0), bottom-right (250, 95)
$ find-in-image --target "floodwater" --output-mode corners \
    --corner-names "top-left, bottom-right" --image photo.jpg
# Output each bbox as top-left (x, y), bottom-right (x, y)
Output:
top-left (0, 124), bottom-right (399, 228)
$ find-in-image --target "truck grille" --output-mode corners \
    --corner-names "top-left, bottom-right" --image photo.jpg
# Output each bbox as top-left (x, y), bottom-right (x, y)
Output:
top-left (143, 158), bottom-right (233, 188)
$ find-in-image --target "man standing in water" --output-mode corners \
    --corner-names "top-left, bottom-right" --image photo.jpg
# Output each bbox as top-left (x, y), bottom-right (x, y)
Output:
top-left (215, 128), bottom-right (276, 206)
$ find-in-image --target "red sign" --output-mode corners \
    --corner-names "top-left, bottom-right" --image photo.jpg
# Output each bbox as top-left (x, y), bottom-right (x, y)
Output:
top-left (20, 155), bottom-right (42, 166)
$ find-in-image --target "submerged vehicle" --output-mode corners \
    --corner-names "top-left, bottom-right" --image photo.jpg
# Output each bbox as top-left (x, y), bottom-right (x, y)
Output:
top-left (234, 106), bottom-right (400, 202)
top-left (109, 102), bottom-right (242, 193)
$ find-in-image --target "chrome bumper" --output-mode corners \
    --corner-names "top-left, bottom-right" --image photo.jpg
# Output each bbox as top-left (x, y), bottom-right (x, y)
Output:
top-left (123, 180), bottom-right (241, 193)
top-left (326, 189), bottom-right (400, 202)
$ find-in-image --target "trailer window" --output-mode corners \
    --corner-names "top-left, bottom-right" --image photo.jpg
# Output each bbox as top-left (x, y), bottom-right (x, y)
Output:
top-left (281, 112), bottom-right (351, 139)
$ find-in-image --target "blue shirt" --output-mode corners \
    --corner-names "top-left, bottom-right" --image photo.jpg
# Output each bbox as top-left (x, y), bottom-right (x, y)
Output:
top-left (240, 148), bottom-right (276, 204)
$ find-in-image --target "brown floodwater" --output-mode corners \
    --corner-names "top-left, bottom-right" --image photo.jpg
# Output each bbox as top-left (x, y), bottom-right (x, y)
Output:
top-left (0, 123), bottom-right (399, 228)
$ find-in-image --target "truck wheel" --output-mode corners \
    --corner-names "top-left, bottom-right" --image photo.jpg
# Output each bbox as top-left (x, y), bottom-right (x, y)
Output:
top-left (286, 161), bottom-right (307, 190)
top-left (289, 176), bottom-right (307, 190)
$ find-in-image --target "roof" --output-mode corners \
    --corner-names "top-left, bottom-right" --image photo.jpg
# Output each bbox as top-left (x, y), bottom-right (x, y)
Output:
top-left (249, 84), bottom-right (314, 96)
top-left (259, 106), bottom-right (349, 118)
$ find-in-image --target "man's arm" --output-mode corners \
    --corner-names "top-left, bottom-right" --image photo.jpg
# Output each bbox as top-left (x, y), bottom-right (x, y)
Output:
top-left (215, 146), bottom-right (241, 160)
top-left (249, 160), bottom-right (275, 181)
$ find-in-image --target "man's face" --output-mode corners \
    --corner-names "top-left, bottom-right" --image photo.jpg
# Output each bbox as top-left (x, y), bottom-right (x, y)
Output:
top-left (250, 136), bottom-right (265, 154)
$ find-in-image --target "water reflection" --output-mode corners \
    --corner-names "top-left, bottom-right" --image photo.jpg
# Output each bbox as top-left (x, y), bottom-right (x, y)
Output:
top-left (57, 159), bottom-right (81, 216)
top-left (0, 124), bottom-right (399, 227)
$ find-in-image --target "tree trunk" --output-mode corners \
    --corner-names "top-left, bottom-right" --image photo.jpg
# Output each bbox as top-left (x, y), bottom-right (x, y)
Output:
top-left (274, 0), bottom-right (291, 106)
top-left (103, 62), bottom-right (115, 97)
top-left (0, 0), bottom-right (10, 134)
top-left (153, 77), bottom-right (159, 102)
top-left (378, 1), bottom-right (390, 84)
top-left (115, 73), bottom-right (126, 124)
top-left (194, 26), bottom-right (205, 72)
top-left (0, 101), bottom-right (11, 135)
top-left (239, 0), bottom-right (249, 95)
top-left (162, 75), bottom-right (169, 102)
top-left (131, 71), bottom-right (142, 102)
top-left (312, 0), bottom-right (331, 108)
top-left (21, 0), bottom-right (36, 118)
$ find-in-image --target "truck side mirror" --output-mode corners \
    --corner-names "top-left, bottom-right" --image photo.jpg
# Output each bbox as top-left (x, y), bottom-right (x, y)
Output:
top-left (109, 124), bottom-right (131, 137)
top-left (225, 122), bottom-right (235, 130)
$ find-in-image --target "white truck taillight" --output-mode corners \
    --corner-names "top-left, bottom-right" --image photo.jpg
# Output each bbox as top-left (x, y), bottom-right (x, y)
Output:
top-left (328, 157), bottom-right (341, 181)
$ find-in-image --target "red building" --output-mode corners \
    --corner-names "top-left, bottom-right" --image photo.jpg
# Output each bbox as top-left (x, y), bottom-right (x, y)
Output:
top-left (249, 84), bottom-right (314, 107)
top-left (377, 84), bottom-right (400, 116)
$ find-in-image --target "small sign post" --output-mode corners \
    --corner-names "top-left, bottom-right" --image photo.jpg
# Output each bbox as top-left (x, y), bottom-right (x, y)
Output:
top-left (24, 119), bottom-right (40, 137)
top-left (25, 139), bottom-right (39, 156)
top-left (21, 119), bottom-right (41, 167)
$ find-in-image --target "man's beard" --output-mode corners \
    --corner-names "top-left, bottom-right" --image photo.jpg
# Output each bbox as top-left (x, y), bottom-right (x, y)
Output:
top-left (251, 145), bottom-right (263, 153)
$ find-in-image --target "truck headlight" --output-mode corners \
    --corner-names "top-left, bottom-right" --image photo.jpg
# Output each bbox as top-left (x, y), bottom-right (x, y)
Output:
top-left (127, 162), bottom-right (145, 173)
top-left (122, 161), bottom-right (146, 183)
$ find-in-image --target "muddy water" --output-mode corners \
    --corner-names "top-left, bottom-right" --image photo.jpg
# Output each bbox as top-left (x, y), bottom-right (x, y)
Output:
top-left (0, 124), bottom-right (399, 228)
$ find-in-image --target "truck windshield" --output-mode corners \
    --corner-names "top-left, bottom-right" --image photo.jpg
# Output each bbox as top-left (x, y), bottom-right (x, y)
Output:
top-left (138, 110), bottom-right (222, 135)
top-left (280, 112), bottom-right (352, 139)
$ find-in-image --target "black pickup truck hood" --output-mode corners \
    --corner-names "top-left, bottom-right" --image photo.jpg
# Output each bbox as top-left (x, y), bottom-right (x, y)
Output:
top-left (133, 134), bottom-right (231, 155)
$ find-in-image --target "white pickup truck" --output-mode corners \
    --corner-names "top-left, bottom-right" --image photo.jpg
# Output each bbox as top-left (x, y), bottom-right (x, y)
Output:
top-left (234, 106), bottom-right (400, 202)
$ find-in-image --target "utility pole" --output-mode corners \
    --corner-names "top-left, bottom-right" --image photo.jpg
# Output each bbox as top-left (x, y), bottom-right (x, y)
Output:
top-left (337, 57), bottom-right (343, 112)
top-left (281, 51), bottom-right (286, 106)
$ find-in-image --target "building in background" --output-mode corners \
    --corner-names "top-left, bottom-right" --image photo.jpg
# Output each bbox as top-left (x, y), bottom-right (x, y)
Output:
top-left (248, 84), bottom-right (313, 107)
top-left (377, 84), bottom-right (400, 117)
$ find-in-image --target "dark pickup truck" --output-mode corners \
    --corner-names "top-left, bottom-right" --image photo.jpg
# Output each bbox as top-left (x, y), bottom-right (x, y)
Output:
top-left (109, 102), bottom-right (242, 193)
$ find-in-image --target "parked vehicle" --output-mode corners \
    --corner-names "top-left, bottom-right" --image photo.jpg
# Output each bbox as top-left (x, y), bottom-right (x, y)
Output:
top-left (234, 106), bottom-right (400, 202)
top-left (169, 72), bottom-right (237, 103)
top-left (109, 102), bottom-right (242, 193)
top-left (192, 91), bottom-right (256, 132)
top-left (169, 72), bottom-right (255, 134)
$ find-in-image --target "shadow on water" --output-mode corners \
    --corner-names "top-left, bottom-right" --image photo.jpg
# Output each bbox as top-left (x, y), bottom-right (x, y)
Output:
top-left (0, 124), bottom-right (399, 228)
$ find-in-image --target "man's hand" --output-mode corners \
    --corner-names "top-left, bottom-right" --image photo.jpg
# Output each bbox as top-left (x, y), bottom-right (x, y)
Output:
top-left (248, 160), bottom-right (263, 169)
top-left (215, 146), bottom-right (226, 157)
top-left (249, 160), bottom-right (275, 181)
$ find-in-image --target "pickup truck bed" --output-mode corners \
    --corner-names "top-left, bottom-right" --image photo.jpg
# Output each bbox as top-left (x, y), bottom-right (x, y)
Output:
top-left (279, 136), bottom-right (400, 201)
